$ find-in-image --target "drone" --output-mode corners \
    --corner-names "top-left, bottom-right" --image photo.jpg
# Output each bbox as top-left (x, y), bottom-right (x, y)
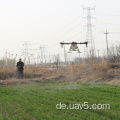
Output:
top-left (60, 41), bottom-right (88, 53)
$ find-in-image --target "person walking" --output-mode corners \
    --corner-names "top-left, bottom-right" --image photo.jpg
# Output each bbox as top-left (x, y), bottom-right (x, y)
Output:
top-left (17, 58), bottom-right (24, 79)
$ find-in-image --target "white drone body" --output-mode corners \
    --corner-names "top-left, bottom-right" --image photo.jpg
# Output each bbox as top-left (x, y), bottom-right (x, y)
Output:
top-left (60, 42), bottom-right (88, 53)
top-left (68, 42), bottom-right (80, 53)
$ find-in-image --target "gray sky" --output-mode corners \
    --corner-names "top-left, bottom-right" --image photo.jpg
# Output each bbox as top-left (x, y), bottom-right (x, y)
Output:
top-left (0, 0), bottom-right (120, 62)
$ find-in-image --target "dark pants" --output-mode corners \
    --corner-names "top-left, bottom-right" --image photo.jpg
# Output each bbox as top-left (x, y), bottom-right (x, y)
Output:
top-left (18, 69), bottom-right (23, 79)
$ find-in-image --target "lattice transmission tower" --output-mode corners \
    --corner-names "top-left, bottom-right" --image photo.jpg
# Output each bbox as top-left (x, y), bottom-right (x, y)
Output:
top-left (22, 41), bottom-right (31, 64)
top-left (83, 6), bottom-right (96, 57)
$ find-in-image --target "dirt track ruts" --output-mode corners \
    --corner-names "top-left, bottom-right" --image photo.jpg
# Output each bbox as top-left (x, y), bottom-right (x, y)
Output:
top-left (15, 102), bottom-right (36, 120)
top-left (0, 104), bottom-right (11, 120)
top-left (7, 102), bottom-right (23, 120)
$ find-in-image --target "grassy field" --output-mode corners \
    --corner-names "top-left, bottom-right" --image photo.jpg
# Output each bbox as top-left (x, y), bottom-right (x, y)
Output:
top-left (0, 80), bottom-right (120, 120)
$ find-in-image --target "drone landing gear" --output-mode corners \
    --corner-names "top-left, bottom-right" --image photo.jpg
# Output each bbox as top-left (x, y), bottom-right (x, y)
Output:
top-left (67, 50), bottom-right (72, 53)
top-left (67, 49), bottom-right (81, 53)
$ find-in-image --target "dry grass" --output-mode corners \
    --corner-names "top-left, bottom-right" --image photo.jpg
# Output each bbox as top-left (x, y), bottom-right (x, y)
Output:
top-left (0, 66), bottom-right (17, 79)
top-left (0, 79), bottom-right (27, 85)
top-left (0, 65), bottom-right (58, 80)
top-left (92, 61), bottom-right (109, 72)
top-left (0, 61), bottom-right (120, 85)
top-left (59, 64), bottom-right (87, 82)
top-left (76, 61), bottom-right (120, 85)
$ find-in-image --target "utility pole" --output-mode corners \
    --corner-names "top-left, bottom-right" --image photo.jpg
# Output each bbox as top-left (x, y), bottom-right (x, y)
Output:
top-left (49, 54), bottom-right (51, 64)
top-left (63, 41), bottom-right (66, 65)
top-left (83, 6), bottom-right (96, 57)
top-left (79, 52), bottom-right (80, 58)
top-left (79, 52), bottom-right (81, 63)
top-left (37, 54), bottom-right (40, 65)
top-left (5, 49), bottom-right (8, 65)
top-left (40, 46), bottom-right (43, 64)
top-left (97, 49), bottom-right (99, 58)
top-left (104, 30), bottom-right (109, 56)
top-left (43, 47), bottom-right (47, 64)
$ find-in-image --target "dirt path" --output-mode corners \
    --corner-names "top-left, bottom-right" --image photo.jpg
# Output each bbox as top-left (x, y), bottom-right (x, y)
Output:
top-left (0, 75), bottom-right (120, 86)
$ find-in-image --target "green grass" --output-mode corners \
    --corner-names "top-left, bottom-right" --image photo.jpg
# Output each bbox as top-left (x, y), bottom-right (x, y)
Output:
top-left (0, 81), bottom-right (120, 120)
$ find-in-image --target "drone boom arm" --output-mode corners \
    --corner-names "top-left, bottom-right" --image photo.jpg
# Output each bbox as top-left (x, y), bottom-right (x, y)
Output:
top-left (60, 42), bottom-right (71, 45)
top-left (60, 42), bottom-right (88, 47)
top-left (77, 42), bottom-right (88, 47)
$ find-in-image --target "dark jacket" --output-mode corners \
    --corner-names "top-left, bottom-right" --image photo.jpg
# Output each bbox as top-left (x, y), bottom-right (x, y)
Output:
top-left (17, 62), bottom-right (24, 70)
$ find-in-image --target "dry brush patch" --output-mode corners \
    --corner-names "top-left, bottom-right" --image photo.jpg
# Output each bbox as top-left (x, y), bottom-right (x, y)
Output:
top-left (77, 61), bottom-right (120, 85)
top-left (0, 62), bottom-right (120, 85)
top-left (24, 65), bottom-right (58, 78)
top-left (59, 64), bottom-right (87, 82)
top-left (0, 66), bottom-right (17, 80)
top-left (0, 65), bottom-right (59, 80)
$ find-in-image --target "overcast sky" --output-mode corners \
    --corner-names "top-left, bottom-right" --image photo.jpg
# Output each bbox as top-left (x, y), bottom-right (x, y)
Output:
top-left (0, 0), bottom-right (120, 62)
